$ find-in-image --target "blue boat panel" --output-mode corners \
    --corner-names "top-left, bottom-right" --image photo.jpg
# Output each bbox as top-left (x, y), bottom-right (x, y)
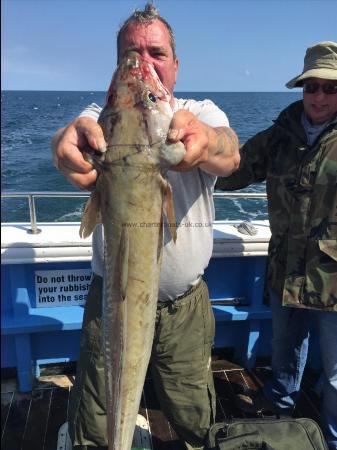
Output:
top-left (205, 257), bottom-right (259, 301)
top-left (1, 265), bottom-right (12, 315)
top-left (205, 256), bottom-right (267, 306)
top-left (214, 319), bottom-right (272, 368)
top-left (31, 330), bottom-right (81, 361)
top-left (257, 320), bottom-right (273, 357)
top-left (1, 254), bottom-right (321, 391)
top-left (214, 321), bottom-right (248, 348)
top-left (1, 335), bottom-right (16, 367)
top-left (212, 305), bottom-right (271, 321)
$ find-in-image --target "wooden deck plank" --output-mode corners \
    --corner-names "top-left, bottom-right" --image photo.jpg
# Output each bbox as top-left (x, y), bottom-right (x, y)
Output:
top-left (21, 388), bottom-right (53, 450)
top-left (1, 391), bottom-right (31, 450)
top-left (1, 360), bottom-right (323, 450)
top-left (214, 369), bottom-right (243, 420)
top-left (1, 392), bottom-right (13, 439)
top-left (251, 366), bottom-right (272, 387)
top-left (211, 357), bottom-right (243, 372)
top-left (44, 388), bottom-right (69, 450)
top-left (226, 369), bottom-right (259, 419)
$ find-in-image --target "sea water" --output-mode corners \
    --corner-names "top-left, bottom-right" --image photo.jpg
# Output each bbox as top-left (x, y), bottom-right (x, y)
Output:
top-left (1, 90), bottom-right (301, 222)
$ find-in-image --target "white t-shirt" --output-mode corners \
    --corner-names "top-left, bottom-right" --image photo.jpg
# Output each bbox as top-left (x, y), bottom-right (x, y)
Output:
top-left (80, 98), bottom-right (229, 300)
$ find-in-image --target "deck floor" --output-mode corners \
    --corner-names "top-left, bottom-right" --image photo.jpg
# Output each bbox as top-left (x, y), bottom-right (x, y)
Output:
top-left (1, 354), bottom-right (321, 450)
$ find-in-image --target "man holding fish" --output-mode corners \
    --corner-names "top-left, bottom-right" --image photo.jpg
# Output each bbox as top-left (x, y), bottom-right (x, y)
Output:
top-left (52, 4), bottom-right (239, 450)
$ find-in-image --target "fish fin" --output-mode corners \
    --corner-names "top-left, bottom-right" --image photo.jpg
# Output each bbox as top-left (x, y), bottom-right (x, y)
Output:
top-left (161, 178), bottom-right (178, 243)
top-left (79, 190), bottom-right (101, 238)
top-left (118, 228), bottom-right (129, 301)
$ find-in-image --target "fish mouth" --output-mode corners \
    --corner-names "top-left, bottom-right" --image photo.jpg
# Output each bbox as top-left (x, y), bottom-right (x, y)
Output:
top-left (120, 51), bottom-right (171, 103)
top-left (106, 51), bottom-right (171, 109)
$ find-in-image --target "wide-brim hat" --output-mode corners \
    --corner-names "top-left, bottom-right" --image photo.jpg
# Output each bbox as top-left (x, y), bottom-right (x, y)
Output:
top-left (286, 41), bottom-right (337, 89)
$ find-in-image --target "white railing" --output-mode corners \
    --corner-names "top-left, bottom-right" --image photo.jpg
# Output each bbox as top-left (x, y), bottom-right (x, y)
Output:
top-left (1, 191), bottom-right (267, 234)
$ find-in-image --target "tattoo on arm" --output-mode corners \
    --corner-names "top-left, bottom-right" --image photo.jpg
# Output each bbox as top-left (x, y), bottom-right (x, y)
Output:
top-left (214, 127), bottom-right (239, 157)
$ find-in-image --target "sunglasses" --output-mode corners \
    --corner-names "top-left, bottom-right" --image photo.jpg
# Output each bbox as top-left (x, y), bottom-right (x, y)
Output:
top-left (303, 82), bottom-right (337, 95)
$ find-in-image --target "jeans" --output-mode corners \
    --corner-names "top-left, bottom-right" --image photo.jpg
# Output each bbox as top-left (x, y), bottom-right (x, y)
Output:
top-left (263, 288), bottom-right (337, 450)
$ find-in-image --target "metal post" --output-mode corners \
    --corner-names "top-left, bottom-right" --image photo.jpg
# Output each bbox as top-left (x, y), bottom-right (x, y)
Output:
top-left (27, 194), bottom-right (41, 234)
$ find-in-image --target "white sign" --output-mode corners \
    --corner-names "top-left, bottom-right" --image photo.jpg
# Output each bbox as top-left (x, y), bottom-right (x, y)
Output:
top-left (35, 269), bottom-right (93, 307)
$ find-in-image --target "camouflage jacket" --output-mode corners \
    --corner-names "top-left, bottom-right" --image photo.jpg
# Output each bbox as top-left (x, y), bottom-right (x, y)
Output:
top-left (216, 101), bottom-right (337, 311)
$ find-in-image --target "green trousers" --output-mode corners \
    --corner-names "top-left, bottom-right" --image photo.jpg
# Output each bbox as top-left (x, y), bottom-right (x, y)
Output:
top-left (68, 275), bottom-right (216, 450)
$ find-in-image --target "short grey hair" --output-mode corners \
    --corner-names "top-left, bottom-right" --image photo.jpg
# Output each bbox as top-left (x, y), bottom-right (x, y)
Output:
top-left (117, 2), bottom-right (177, 61)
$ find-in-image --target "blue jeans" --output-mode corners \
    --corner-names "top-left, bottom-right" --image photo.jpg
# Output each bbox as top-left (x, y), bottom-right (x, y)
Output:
top-left (263, 289), bottom-right (337, 450)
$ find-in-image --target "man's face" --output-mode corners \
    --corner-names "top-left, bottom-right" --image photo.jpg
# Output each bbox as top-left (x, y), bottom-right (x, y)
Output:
top-left (303, 77), bottom-right (337, 124)
top-left (118, 19), bottom-right (179, 104)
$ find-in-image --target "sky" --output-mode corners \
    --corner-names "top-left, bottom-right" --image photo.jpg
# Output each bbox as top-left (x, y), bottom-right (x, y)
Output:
top-left (2, 0), bottom-right (337, 92)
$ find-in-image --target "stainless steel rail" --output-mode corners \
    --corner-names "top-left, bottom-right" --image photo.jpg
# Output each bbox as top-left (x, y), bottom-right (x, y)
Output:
top-left (1, 191), bottom-right (91, 234)
top-left (1, 191), bottom-right (267, 234)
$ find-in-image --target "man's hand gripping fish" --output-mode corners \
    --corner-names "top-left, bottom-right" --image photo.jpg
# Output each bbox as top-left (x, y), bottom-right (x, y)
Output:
top-left (79, 52), bottom-right (186, 450)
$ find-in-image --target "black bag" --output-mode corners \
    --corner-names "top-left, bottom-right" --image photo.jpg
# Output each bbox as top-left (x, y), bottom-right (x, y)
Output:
top-left (207, 417), bottom-right (328, 450)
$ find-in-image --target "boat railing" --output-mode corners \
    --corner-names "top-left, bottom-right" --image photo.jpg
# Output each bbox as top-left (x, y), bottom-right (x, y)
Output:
top-left (1, 191), bottom-right (267, 235)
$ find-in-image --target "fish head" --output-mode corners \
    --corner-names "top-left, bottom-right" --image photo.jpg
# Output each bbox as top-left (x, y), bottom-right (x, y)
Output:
top-left (98, 51), bottom-right (185, 168)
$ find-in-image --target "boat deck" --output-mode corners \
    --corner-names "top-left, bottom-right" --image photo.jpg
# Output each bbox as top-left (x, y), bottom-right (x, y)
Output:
top-left (1, 352), bottom-right (321, 450)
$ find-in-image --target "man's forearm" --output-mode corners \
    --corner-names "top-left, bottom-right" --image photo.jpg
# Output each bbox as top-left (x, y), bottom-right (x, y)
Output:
top-left (200, 125), bottom-right (240, 176)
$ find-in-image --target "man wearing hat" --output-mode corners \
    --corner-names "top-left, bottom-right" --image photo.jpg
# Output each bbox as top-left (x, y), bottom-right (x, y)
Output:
top-left (216, 41), bottom-right (337, 449)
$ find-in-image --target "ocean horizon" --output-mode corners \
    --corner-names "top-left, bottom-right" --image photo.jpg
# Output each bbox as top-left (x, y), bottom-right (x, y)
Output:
top-left (1, 90), bottom-right (302, 223)
top-left (2, 89), bottom-right (295, 93)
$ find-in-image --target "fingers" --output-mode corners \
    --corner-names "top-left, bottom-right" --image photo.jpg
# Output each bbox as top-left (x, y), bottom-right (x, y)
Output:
top-left (168, 109), bottom-right (194, 133)
top-left (52, 117), bottom-right (106, 190)
top-left (76, 118), bottom-right (107, 153)
top-left (167, 127), bottom-right (185, 142)
top-left (173, 143), bottom-right (208, 172)
top-left (168, 110), bottom-right (209, 171)
top-left (56, 153), bottom-right (97, 191)
top-left (64, 168), bottom-right (98, 191)
top-left (56, 139), bottom-right (93, 174)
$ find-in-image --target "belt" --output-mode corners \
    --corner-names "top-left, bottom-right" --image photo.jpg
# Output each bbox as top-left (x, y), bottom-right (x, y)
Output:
top-left (157, 278), bottom-right (203, 310)
top-left (93, 273), bottom-right (203, 311)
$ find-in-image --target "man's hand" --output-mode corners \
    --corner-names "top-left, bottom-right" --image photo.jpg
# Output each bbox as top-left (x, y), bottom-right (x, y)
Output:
top-left (52, 117), bottom-right (106, 190)
top-left (167, 110), bottom-right (240, 176)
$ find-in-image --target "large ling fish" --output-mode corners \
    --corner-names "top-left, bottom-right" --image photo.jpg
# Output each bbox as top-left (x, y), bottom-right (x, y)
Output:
top-left (80, 52), bottom-right (185, 450)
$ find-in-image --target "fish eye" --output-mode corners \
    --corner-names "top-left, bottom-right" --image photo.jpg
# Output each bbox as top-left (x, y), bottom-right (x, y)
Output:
top-left (148, 92), bottom-right (157, 103)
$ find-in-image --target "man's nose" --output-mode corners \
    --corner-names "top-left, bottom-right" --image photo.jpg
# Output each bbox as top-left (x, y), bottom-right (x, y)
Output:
top-left (314, 90), bottom-right (327, 101)
top-left (142, 53), bottom-right (154, 65)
